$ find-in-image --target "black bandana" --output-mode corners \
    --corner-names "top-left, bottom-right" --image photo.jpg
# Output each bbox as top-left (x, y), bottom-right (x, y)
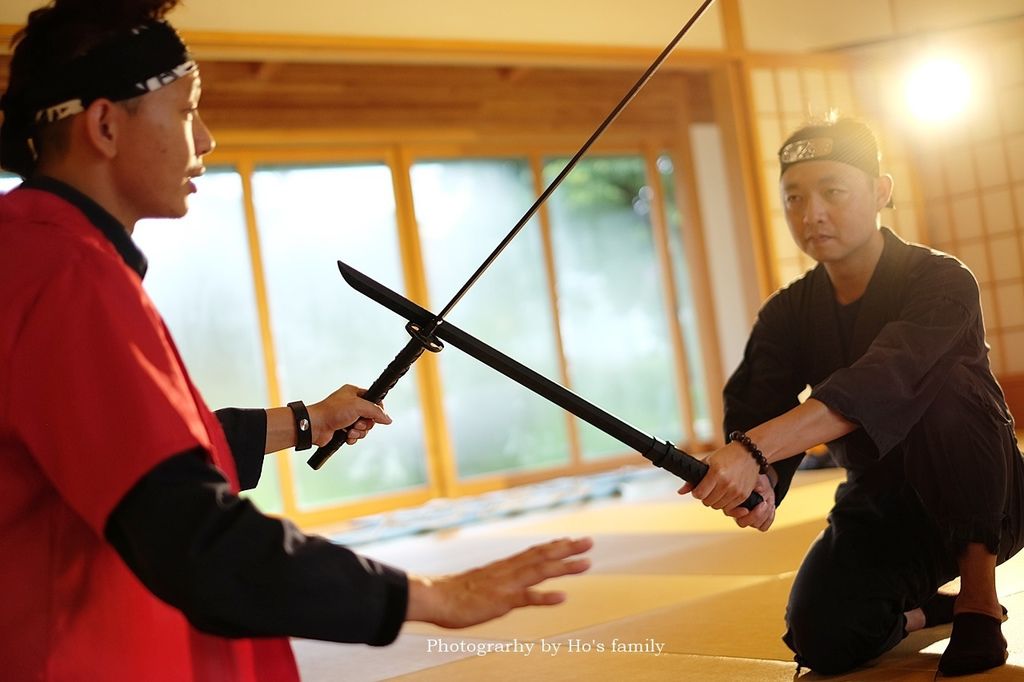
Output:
top-left (778, 119), bottom-right (881, 179)
top-left (0, 20), bottom-right (194, 177)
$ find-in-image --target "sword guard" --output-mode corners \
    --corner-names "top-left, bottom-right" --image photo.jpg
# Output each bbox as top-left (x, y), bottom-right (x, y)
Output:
top-left (406, 321), bottom-right (443, 353)
top-left (307, 321), bottom-right (443, 470)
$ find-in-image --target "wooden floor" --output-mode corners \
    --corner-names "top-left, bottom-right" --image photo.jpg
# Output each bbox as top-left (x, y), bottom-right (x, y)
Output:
top-left (291, 468), bottom-right (1024, 681)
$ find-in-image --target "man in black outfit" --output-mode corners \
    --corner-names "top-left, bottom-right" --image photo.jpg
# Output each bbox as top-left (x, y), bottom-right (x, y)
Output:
top-left (680, 117), bottom-right (1024, 676)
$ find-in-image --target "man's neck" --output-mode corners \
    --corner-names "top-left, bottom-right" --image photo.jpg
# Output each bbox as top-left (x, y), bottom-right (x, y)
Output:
top-left (824, 229), bottom-right (885, 305)
top-left (34, 162), bottom-right (138, 233)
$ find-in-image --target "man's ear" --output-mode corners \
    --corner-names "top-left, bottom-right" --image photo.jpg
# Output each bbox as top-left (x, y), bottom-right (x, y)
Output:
top-left (80, 99), bottom-right (122, 160)
top-left (875, 173), bottom-right (894, 211)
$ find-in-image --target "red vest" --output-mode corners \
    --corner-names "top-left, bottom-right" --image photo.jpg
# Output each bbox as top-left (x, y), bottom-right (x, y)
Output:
top-left (0, 187), bottom-right (299, 681)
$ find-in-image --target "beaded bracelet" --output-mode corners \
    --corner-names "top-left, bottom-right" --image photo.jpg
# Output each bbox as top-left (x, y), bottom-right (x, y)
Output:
top-left (728, 430), bottom-right (769, 475)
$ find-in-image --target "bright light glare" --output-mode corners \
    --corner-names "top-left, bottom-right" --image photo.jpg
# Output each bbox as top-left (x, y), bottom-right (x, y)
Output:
top-left (905, 57), bottom-right (972, 124)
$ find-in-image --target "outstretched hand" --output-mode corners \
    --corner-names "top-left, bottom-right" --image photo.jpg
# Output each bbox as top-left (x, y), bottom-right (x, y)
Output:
top-left (308, 384), bottom-right (392, 446)
top-left (406, 536), bottom-right (593, 629)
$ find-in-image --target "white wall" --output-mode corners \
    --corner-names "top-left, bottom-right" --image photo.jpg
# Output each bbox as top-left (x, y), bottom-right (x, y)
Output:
top-left (0, 0), bottom-right (725, 50)
top-left (739, 0), bottom-right (896, 52)
top-left (890, 0), bottom-right (1024, 34)
top-left (740, 0), bottom-right (1023, 52)
top-left (690, 123), bottom-right (755, 380)
top-left (4, 1), bottom-right (1018, 54)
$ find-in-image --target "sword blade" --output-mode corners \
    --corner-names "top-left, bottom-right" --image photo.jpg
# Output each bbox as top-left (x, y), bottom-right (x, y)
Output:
top-left (337, 260), bottom-right (763, 510)
top-left (341, 261), bottom-right (653, 453)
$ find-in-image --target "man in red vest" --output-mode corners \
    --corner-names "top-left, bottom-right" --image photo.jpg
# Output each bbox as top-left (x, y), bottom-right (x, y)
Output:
top-left (0, 2), bottom-right (591, 679)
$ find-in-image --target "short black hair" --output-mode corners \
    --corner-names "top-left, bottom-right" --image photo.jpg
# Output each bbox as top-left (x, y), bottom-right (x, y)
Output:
top-left (2, 0), bottom-right (182, 175)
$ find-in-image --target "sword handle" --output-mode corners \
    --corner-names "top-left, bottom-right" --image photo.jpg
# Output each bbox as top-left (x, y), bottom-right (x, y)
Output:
top-left (307, 323), bottom-right (442, 470)
top-left (644, 440), bottom-right (763, 511)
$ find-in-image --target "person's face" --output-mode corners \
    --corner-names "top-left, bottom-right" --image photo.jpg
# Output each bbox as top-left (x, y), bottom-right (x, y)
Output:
top-left (780, 159), bottom-right (891, 267)
top-left (112, 71), bottom-right (214, 222)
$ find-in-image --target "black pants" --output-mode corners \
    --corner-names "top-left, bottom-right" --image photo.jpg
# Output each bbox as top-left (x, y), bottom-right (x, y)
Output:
top-left (783, 373), bottom-right (1024, 674)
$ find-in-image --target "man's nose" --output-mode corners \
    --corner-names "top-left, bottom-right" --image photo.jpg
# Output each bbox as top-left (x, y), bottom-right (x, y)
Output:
top-left (802, 193), bottom-right (826, 224)
top-left (194, 112), bottom-right (216, 157)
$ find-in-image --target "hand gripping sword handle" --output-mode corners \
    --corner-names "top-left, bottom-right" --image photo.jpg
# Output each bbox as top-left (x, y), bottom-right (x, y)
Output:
top-left (307, 322), bottom-right (443, 470)
top-left (644, 440), bottom-right (763, 511)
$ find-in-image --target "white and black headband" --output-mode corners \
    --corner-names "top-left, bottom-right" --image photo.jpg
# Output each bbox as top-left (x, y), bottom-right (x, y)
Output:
top-left (1, 20), bottom-right (194, 176)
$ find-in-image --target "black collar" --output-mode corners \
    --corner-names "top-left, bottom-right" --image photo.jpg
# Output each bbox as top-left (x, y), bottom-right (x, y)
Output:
top-left (22, 176), bottom-right (148, 279)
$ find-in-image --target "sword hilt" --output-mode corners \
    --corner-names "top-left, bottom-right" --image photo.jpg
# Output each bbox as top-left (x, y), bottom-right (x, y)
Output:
top-left (307, 321), bottom-right (443, 470)
top-left (644, 440), bottom-right (763, 510)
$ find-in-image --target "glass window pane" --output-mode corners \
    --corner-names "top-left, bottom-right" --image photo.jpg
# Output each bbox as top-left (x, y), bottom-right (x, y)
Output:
top-left (252, 164), bottom-right (428, 508)
top-left (0, 174), bottom-right (21, 192)
top-left (135, 170), bottom-right (282, 512)
top-left (411, 159), bottom-right (570, 477)
top-left (545, 155), bottom-right (684, 459)
top-left (658, 153), bottom-right (713, 442)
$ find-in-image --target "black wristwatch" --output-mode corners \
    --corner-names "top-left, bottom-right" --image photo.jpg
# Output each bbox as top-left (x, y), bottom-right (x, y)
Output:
top-left (287, 401), bottom-right (313, 451)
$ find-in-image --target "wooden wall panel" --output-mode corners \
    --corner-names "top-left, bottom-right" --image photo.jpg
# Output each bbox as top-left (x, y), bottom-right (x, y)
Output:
top-left (190, 60), bottom-right (714, 139)
top-left (0, 54), bottom-right (713, 145)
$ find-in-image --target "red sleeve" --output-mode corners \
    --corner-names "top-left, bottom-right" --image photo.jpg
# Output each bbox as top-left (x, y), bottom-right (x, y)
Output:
top-left (10, 248), bottom-right (210, 535)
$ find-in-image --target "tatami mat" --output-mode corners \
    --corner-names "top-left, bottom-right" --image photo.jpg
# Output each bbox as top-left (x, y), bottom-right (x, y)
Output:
top-left (388, 651), bottom-right (802, 682)
top-left (401, 573), bottom-right (770, 640)
top-left (492, 468), bottom-right (844, 537)
top-left (290, 635), bottom-right (477, 681)
top-left (293, 467), bottom-right (1024, 681)
top-left (546, 574), bottom-right (797, 661)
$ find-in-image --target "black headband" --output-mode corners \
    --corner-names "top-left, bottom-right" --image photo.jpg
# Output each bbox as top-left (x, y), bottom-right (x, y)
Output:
top-left (0, 20), bottom-right (194, 177)
top-left (778, 120), bottom-right (881, 178)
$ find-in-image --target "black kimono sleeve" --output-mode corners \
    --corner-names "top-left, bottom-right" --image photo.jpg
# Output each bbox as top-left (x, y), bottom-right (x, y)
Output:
top-left (214, 407), bottom-right (266, 491)
top-left (810, 256), bottom-right (979, 462)
top-left (105, 449), bottom-right (408, 645)
top-left (723, 293), bottom-right (808, 505)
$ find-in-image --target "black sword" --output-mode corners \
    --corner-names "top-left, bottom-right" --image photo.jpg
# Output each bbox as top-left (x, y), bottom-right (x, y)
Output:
top-left (308, 0), bottom-right (718, 469)
top-left (330, 260), bottom-right (763, 511)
